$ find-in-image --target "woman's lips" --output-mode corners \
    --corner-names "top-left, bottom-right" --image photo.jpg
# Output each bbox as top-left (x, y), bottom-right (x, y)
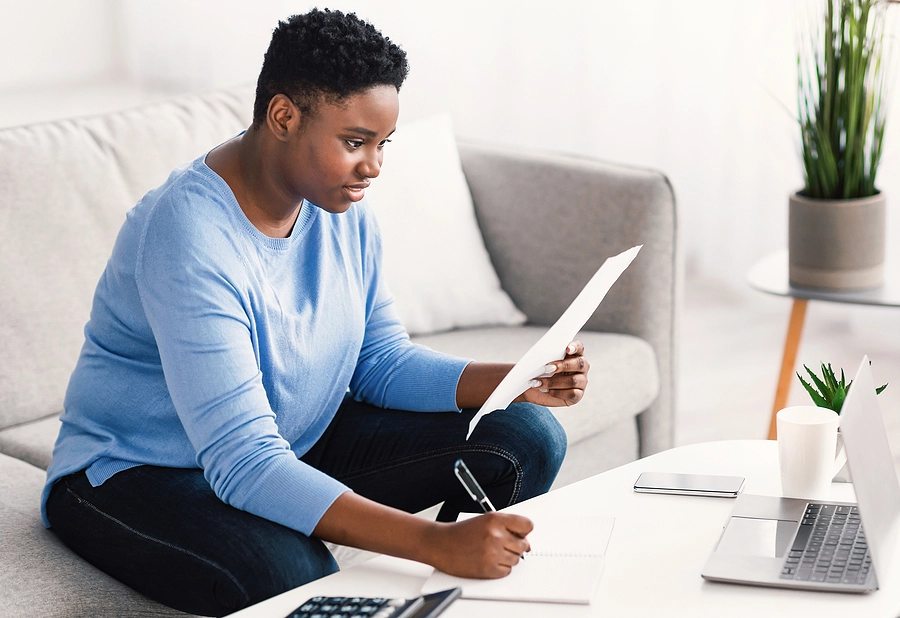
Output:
top-left (343, 182), bottom-right (370, 202)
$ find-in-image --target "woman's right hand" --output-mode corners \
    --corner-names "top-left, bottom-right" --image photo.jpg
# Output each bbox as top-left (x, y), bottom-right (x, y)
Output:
top-left (313, 492), bottom-right (531, 579)
top-left (424, 512), bottom-right (533, 578)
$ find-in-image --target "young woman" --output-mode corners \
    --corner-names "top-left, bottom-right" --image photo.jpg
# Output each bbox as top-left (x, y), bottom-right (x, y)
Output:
top-left (42, 9), bottom-right (589, 616)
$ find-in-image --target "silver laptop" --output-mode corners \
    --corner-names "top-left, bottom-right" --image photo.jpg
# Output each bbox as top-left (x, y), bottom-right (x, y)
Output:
top-left (702, 356), bottom-right (900, 592)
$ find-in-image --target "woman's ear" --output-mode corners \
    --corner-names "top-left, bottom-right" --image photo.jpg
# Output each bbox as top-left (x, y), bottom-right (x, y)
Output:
top-left (266, 94), bottom-right (296, 142)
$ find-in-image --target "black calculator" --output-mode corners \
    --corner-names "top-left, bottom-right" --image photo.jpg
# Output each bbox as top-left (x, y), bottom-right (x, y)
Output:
top-left (284, 588), bottom-right (460, 618)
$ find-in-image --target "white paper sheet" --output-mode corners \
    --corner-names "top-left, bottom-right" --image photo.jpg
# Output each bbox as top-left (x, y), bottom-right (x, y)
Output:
top-left (466, 245), bottom-right (642, 439)
top-left (421, 515), bottom-right (615, 604)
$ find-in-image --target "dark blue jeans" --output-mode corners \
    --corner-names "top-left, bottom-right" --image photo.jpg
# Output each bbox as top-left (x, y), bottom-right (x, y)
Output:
top-left (45, 399), bottom-right (566, 616)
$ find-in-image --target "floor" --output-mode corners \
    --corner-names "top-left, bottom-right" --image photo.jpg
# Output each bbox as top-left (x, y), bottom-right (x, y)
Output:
top-left (678, 276), bottom-right (900, 473)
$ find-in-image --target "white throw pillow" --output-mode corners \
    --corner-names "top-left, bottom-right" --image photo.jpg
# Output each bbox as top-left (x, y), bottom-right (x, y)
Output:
top-left (364, 114), bottom-right (526, 336)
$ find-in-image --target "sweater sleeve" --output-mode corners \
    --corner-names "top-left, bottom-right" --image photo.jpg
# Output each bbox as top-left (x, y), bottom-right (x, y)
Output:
top-left (135, 186), bottom-right (348, 535)
top-left (349, 206), bottom-right (472, 411)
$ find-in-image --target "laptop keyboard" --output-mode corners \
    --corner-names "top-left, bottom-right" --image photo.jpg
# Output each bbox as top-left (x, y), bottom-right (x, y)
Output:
top-left (780, 503), bottom-right (872, 585)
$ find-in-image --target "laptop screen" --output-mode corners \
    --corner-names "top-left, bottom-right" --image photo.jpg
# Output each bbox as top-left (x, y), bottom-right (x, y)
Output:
top-left (839, 356), bottom-right (900, 580)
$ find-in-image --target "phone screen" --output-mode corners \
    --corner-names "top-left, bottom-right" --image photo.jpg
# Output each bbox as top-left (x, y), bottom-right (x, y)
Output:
top-left (633, 472), bottom-right (745, 497)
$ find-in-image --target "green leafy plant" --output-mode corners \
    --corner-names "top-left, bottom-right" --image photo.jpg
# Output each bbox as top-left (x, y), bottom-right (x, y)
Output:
top-left (797, 362), bottom-right (888, 413)
top-left (797, 0), bottom-right (894, 199)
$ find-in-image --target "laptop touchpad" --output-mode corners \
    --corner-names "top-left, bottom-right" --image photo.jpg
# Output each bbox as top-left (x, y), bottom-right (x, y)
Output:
top-left (715, 517), bottom-right (796, 558)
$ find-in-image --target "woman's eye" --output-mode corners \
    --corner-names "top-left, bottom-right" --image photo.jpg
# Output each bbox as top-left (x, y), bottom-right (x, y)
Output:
top-left (377, 138), bottom-right (392, 150)
top-left (346, 140), bottom-right (364, 149)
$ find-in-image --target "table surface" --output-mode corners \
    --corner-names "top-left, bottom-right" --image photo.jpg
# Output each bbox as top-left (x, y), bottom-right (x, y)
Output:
top-left (229, 440), bottom-right (900, 618)
top-left (747, 249), bottom-right (900, 307)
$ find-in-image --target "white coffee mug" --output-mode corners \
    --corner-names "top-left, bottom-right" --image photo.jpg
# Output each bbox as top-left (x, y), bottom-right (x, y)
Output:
top-left (777, 406), bottom-right (847, 500)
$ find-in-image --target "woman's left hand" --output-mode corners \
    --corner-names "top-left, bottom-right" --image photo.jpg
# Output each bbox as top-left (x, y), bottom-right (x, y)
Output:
top-left (517, 340), bottom-right (589, 407)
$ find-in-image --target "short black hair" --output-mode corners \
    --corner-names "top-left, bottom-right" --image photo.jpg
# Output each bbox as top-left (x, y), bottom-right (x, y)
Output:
top-left (253, 9), bottom-right (409, 126)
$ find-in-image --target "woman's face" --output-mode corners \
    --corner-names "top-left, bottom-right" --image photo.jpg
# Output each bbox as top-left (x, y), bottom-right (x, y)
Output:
top-left (283, 84), bottom-right (399, 214)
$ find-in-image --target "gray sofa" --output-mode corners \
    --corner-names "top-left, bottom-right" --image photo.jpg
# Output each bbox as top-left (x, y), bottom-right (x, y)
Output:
top-left (0, 85), bottom-right (678, 617)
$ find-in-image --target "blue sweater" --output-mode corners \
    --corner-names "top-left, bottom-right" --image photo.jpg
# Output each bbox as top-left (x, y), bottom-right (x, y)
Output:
top-left (42, 155), bottom-right (471, 535)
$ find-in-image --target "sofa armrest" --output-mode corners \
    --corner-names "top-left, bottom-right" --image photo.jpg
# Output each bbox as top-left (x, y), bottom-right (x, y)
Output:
top-left (457, 141), bottom-right (679, 456)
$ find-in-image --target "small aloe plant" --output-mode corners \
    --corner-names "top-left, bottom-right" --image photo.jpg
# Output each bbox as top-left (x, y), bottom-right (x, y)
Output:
top-left (797, 362), bottom-right (888, 414)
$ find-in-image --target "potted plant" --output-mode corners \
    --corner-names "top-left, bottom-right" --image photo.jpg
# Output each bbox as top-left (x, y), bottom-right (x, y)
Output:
top-left (797, 362), bottom-right (888, 413)
top-left (797, 361), bottom-right (888, 480)
top-left (790, 0), bottom-right (894, 290)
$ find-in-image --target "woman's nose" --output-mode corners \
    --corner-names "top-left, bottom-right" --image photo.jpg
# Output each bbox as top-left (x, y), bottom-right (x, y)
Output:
top-left (358, 150), bottom-right (382, 179)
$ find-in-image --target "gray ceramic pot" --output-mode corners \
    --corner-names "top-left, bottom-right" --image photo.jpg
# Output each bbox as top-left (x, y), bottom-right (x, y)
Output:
top-left (788, 191), bottom-right (886, 291)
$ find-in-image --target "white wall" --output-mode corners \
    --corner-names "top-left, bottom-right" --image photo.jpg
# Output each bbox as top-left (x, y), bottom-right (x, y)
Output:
top-left (0, 0), bottom-right (120, 89)
top-left (116, 0), bottom-right (287, 93)
top-left (3, 0), bottom-right (899, 285)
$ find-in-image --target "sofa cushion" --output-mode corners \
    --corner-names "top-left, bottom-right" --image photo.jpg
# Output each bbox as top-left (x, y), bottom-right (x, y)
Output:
top-left (553, 415), bottom-right (639, 487)
top-left (0, 88), bottom-right (255, 431)
top-left (365, 114), bottom-right (526, 336)
top-left (411, 326), bottom-right (659, 445)
top-left (0, 453), bottom-right (193, 617)
top-left (0, 414), bottom-right (60, 470)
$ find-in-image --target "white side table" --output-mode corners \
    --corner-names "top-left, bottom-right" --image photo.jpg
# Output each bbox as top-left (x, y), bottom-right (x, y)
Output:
top-left (747, 249), bottom-right (900, 439)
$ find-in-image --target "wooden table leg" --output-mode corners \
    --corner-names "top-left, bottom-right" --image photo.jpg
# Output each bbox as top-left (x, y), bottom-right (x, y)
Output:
top-left (768, 298), bottom-right (809, 440)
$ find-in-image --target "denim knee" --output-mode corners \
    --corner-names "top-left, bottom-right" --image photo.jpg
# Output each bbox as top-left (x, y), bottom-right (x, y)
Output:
top-left (485, 402), bottom-right (567, 500)
top-left (514, 402), bottom-right (567, 490)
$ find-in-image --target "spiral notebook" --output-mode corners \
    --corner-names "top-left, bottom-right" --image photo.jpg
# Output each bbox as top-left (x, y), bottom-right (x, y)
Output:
top-left (421, 515), bottom-right (615, 605)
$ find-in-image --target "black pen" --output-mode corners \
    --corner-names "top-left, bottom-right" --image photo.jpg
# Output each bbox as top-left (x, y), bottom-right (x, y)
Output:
top-left (454, 458), bottom-right (526, 559)
top-left (453, 458), bottom-right (496, 513)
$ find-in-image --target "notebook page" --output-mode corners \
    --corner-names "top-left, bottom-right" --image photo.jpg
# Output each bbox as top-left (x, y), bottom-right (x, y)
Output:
top-left (421, 516), bottom-right (614, 604)
top-left (424, 556), bottom-right (605, 604)
top-left (526, 515), bottom-right (614, 558)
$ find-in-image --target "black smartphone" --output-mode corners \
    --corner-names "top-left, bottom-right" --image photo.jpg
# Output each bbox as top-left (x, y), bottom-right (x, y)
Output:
top-left (284, 587), bottom-right (460, 618)
top-left (633, 472), bottom-right (745, 498)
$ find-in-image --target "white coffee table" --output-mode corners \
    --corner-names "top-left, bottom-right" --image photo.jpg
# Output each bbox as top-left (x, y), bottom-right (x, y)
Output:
top-left (228, 441), bottom-right (900, 618)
